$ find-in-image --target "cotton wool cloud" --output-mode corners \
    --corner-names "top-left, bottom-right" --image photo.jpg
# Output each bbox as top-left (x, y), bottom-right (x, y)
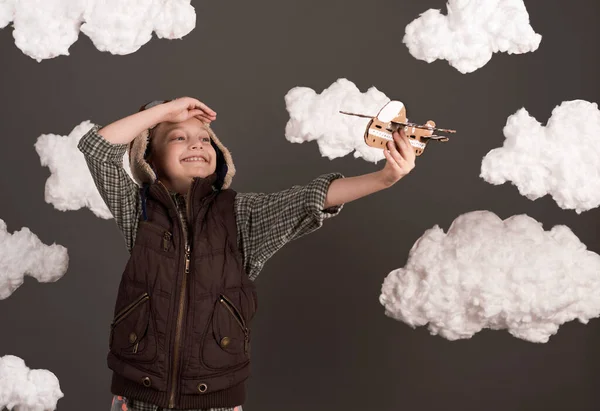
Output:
top-left (35, 121), bottom-right (135, 219)
top-left (380, 211), bottom-right (600, 343)
top-left (0, 0), bottom-right (195, 61)
top-left (0, 355), bottom-right (64, 411)
top-left (285, 78), bottom-right (392, 163)
top-left (0, 219), bottom-right (68, 300)
top-left (481, 100), bottom-right (600, 213)
top-left (403, 0), bottom-right (542, 74)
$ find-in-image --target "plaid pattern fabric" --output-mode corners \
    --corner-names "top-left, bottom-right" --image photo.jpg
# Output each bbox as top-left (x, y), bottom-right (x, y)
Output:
top-left (111, 395), bottom-right (243, 411)
top-left (234, 174), bottom-right (343, 280)
top-left (79, 124), bottom-right (344, 411)
top-left (78, 124), bottom-right (141, 252)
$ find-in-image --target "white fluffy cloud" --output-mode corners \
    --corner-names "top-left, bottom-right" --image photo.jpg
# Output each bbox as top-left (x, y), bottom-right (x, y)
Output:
top-left (0, 355), bottom-right (64, 411)
top-left (0, 219), bottom-right (68, 300)
top-left (285, 78), bottom-right (391, 163)
top-left (403, 0), bottom-right (542, 73)
top-left (35, 121), bottom-right (134, 219)
top-left (380, 211), bottom-right (600, 343)
top-left (0, 0), bottom-right (195, 61)
top-left (481, 100), bottom-right (600, 213)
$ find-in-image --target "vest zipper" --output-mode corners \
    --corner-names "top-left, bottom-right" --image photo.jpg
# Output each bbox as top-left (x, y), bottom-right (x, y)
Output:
top-left (160, 181), bottom-right (193, 409)
top-left (219, 295), bottom-right (249, 354)
top-left (169, 243), bottom-right (190, 408)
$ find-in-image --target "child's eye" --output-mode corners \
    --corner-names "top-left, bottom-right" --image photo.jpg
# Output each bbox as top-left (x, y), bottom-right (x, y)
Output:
top-left (202, 137), bottom-right (211, 143)
top-left (171, 136), bottom-right (185, 141)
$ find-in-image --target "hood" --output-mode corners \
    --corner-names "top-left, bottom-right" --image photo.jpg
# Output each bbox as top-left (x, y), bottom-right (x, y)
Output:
top-left (127, 102), bottom-right (235, 190)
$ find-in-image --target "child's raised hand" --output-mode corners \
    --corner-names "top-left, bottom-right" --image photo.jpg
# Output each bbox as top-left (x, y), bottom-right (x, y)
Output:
top-left (379, 128), bottom-right (416, 186)
top-left (160, 97), bottom-right (217, 124)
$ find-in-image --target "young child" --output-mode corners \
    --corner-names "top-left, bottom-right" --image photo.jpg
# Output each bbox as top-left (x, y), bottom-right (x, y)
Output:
top-left (78, 97), bottom-right (416, 411)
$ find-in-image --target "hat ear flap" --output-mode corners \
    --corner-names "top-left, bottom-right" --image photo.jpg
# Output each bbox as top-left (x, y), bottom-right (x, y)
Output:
top-left (144, 135), bottom-right (152, 160)
top-left (215, 163), bottom-right (228, 190)
top-left (211, 140), bottom-right (227, 190)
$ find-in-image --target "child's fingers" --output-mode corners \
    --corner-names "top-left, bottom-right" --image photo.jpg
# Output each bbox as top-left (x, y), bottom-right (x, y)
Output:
top-left (191, 99), bottom-right (216, 116)
top-left (190, 107), bottom-right (216, 120)
top-left (179, 97), bottom-right (216, 117)
top-left (195, 116), bottom-right (213, 124)
top-left (189, 110), bottom-right (215, 123)
top-left (391, 132), bottom-right (410, 160)
top-left (404, 138), bottom-right (416, 163)
top-left (201, 109), bottom-right (217, 119)
top-left (383, 145), bottom-right (395, 164)
top-left (190, 112), bottom-right (211, 121)
top-left (189, 109), bottom-right (204, 117)
top-left (386, 141), bottom-right (407, 167)
top-left (401, 129), bottom-right (417, 162)
top-left (394, 130), bottom-right (414, 162)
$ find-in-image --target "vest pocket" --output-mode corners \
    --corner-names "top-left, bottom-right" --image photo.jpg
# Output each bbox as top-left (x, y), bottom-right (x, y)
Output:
top-left (110, 292), bottom-right (157, 363)
top-left (217, 295), bottom-right (250, 354)
top-left (200, 293), bottom-right (250, 370)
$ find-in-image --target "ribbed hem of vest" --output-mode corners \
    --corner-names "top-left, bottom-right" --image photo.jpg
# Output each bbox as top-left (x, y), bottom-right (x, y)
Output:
top-left (111, 372), bottom-right (246, 409)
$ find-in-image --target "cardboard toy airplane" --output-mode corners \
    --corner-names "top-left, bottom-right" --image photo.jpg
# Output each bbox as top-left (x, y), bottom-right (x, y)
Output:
top-left (340, 100), bottom-right (456, 156)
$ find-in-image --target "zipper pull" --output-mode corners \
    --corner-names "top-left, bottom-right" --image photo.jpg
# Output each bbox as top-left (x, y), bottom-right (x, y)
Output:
top-left (163, 232), bottom-right (172, 251)
top-left (244, 335), bottom-right (249, 354)
top-left (133, 342), bottom-right (139, 354)
top-left (185, 245), bottom-right (191, 273)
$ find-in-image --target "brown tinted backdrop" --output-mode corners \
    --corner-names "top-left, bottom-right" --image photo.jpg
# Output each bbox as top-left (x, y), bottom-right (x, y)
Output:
top-left (1, 1), bottom-right (599, 410)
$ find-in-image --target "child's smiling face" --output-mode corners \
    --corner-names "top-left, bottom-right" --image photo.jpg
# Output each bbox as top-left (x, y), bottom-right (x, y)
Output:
top-left (148, 117), bottom-right (217, 193)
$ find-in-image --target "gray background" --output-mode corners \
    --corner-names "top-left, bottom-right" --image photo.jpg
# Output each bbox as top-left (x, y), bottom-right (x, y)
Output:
top-left (1, 1), bottom-right (600, 410)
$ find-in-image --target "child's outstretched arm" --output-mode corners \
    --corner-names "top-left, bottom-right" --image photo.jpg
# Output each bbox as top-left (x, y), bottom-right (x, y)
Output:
top-left (324, 128), bottom-right (415, 208)
top-left (236, 129), bottom-right (415, 280)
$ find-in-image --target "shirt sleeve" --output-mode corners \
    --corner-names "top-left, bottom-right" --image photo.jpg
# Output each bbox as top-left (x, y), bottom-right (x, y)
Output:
top-left (234, 173), bottom-right (344, 280)
top-left (77, 124), bottom-right (141, 252)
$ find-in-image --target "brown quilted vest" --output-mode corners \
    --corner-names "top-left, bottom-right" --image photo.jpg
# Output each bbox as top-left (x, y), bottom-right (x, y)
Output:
top-left (107, 173), bottom-right (257, 409)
